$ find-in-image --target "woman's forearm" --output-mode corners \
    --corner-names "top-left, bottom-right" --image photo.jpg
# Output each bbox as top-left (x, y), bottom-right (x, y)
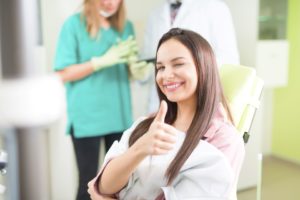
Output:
top-left (99, 145), bottom-right (146, 195)
top-left (56, 62), bottom-right (94, 82)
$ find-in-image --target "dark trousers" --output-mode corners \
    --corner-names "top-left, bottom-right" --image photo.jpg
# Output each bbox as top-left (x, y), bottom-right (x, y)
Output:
top-left (70, 128), bottom-right (122, 200)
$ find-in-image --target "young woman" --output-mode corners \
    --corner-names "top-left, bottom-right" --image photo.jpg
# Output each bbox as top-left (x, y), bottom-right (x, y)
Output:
top-left (53, 0), bottom-right (146, 199)
top-left (87, 28), bottom-right (245, 200)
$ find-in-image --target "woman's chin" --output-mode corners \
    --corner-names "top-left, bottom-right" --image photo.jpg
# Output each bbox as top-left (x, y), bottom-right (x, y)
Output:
top-left (165, 95), bottom-right (181, 103)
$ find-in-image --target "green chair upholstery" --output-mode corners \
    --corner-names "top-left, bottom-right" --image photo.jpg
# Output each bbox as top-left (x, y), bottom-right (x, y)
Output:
top-left (220, 64), bottom-right (264, 143)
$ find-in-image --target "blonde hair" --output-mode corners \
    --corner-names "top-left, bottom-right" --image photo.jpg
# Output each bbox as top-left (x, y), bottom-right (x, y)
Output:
top-left (82, 0), bottom-right (126, 38)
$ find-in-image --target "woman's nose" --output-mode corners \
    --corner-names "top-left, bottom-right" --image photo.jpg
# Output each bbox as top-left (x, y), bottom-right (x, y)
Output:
top-left (101, 0), bottom-right (112, 6)
top-left (163, 67), bottom-right (175, 79)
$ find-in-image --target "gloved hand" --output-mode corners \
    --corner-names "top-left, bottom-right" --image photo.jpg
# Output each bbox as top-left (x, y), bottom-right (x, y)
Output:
top-left (90, 36), bottom-right (137, 71)
top-left (128, 58), bottom-right (153, 80)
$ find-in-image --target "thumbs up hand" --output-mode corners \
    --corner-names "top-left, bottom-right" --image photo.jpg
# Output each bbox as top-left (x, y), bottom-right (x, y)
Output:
top-left (132, 101), bottom-right (178, 157)
top-left (152, 100), bottom-right (168, 123)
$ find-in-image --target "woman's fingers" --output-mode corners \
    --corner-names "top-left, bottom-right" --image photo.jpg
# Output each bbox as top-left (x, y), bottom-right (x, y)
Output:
top-left (160, 123), bottom-right (179, 136)
top-left (153, 101), bottom-right (168, 123)
top-left (152, 142), bottom-right (174, 155)
top-left (154, 129), bottom-right (177, 143)
top-left (153, 147), bottom-right (172, 155)
top-left (154, 140), bottom-right (174, 151)
top-left (149, 128), bottom-right (178, 155)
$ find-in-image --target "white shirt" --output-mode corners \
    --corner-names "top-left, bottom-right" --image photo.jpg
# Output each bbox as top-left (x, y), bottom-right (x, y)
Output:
top-left (99, 118), bottom-right (234, 200)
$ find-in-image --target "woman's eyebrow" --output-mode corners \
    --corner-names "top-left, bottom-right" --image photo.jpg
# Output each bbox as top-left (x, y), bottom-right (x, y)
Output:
top-left (156, 57), bottom-right (185, 65)
top-left (170, 57), bottom-right (185, 62)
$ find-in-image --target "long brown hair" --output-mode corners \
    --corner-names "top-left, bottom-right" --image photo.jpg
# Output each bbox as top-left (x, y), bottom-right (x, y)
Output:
top-left (82, 0), bottom-right (126, 38)
top-left (129, 28), bottom-right (233, 185)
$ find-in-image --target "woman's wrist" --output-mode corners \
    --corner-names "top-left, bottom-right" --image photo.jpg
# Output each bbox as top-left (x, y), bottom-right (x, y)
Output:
top-left (128, 143), bottom-right (148, 162)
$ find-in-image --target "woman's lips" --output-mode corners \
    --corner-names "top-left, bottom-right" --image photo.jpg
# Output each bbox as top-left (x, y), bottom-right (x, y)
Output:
top-left (163, 82), bottom-right (184, 92)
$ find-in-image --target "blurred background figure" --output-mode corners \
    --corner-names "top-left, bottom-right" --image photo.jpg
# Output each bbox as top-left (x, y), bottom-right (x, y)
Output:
top-left (141, 0), bottom-right (240, 113)
top-left (53, 0), bottom-right (139, 199)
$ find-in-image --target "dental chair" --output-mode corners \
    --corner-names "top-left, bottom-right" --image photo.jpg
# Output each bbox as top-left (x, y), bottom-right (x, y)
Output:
top-left (219, 64), bottom-right (264, 143)
top-left (220, 64), bottom-right (264, 200)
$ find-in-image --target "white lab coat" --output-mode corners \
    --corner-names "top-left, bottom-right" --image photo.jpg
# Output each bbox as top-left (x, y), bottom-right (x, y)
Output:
top-left (141, 0), bottom-right (240, 113)
top-left (99, 118), bottom-right (234, 200)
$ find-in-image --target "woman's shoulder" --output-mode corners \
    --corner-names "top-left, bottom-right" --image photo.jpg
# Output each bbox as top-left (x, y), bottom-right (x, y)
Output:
top-left (131, 116), bottom-right (148, 128)
top-left (64, 13), bottom-right (81, 23)
top-left (207, 119), bottom-right (244, 153)
top-left (205, 105), bottom-right (244, 151)
top-left (124, 19), bottom-right (134, 32)
top-left (123, 117), bottom-right (148, 135)
top-left (61, 13), bottom-right (83, 29)
top-left (218, 121), bottom-right (244, 148)
top-left (116, 117), bottom-right (148, 148)
top-left (124, 20), bottom-right (133, 28)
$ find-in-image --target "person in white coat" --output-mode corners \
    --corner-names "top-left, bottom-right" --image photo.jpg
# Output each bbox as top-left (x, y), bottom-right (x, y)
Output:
top-left (143, 0), bottom-right (240, 113)
top-left (87, 28), bottom-right (244, 200)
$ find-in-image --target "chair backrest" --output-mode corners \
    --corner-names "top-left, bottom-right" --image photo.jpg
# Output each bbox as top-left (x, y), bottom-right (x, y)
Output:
top-left (220, 64), bottom-right (264, 143)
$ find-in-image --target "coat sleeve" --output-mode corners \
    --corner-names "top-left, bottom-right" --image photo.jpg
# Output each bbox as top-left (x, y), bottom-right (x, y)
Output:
top-left (140, 13), bottom-right (158, 59)
top-left (209, 1), bottom-right (240, 66)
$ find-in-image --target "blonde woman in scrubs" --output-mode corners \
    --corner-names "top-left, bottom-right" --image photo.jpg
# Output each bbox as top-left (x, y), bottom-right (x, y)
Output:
top-left (53, 0), bottom-right (146, 199)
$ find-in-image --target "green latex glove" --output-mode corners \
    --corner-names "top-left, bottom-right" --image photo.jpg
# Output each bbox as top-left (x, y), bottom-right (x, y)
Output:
top-left (91, 36), bottom-right (137, 71)
top-left (129, 60), bottom-right (153, 80)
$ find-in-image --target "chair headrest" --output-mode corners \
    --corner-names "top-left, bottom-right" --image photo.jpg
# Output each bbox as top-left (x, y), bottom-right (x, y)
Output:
top-left (220, 64), bottom-right (257, 126)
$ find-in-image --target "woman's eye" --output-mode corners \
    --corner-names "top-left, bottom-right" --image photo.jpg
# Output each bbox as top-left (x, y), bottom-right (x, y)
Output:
top-left (174, 63), bottom-right (184, 67)
top-left (157, 66), bottom-right (165, 71)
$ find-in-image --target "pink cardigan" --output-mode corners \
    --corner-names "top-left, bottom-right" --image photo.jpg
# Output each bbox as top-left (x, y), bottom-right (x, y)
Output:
top-left (204, 105), bottom-right (245, 199)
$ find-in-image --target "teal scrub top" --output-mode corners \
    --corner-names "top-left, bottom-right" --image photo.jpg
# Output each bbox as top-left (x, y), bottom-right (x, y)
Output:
top-left (54, 13), bottom-right (133, 138)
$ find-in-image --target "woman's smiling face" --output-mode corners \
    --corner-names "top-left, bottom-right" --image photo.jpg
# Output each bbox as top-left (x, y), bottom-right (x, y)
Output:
top-left (156, 38), bottom-right (198, 104)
